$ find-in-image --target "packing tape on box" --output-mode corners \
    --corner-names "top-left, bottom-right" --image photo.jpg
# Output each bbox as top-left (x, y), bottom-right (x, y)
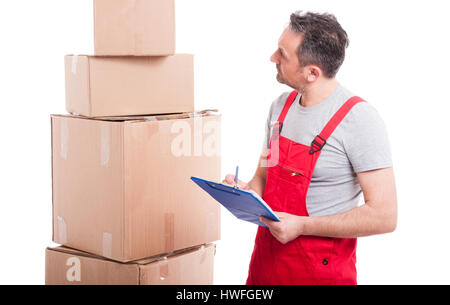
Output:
top-left (60, 119), bottom-right (69, 160)
top-left (57, 216), bottom-right (67, 244)
top-left (159, 256), bottom-right (169, 281)
top-left (102, 232), bottom-right (113, 258)
top-left (199, 244), bottom-right (207, 265)
top-left (188, 112), bottom-right (203, 119)
top-left (187, 110), bottom-right (220, 119)
top-left (71, 55), bottom-right (78, 74)
top-left (100, 125), bottom-right (110, 167)
top-left (164, 213), bottom-right (175, 253)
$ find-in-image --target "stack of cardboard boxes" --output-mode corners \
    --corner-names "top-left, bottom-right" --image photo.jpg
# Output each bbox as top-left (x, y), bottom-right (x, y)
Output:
top-left (45, 0), bottom-right (221, 285)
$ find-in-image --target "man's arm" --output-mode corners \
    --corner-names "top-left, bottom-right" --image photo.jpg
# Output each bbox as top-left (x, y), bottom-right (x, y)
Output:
top-left (302, 167), bottom-right (398, 237)
top-left (260, 167), bottom-right (397, 244)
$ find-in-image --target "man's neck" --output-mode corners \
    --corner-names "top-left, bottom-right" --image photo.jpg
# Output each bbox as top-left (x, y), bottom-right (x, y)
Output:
top-left (298, 79), bottom-right (339, 108)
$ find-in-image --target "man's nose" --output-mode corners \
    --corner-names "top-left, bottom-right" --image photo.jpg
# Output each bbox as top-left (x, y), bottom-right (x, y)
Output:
top-left (270, 52), bottom-right (279, 64)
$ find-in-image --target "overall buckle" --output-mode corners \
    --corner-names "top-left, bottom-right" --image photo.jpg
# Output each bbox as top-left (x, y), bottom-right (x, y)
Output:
top-left (272, 122), bottom-right (283, 140)
top-left (310, 135), bottom-right (326, 154)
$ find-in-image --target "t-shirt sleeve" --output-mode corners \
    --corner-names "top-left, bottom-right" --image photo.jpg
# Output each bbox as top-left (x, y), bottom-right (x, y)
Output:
top-left (262, 107), bottom-right (272, 150)
top-left (342, 103), bottom-right (393, 173)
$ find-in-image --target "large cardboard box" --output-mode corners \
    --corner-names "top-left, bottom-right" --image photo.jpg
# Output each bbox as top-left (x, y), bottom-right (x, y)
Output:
top-left (94, 0), bottom-right (175, 56)
top-left (65, 54), bottom-right (194, 117)
top-left (45, 244), bottom-right (215, 285)
top-left (51, 111), bottom-right (221, 262)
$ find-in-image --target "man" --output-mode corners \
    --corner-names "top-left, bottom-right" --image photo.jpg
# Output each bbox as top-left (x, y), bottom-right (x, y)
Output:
top-left (223, 11), bottom-right (397, 285)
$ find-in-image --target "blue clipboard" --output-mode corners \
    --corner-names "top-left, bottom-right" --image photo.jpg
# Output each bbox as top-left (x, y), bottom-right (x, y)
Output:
top-left (191, 176), bottom-right (280, 227)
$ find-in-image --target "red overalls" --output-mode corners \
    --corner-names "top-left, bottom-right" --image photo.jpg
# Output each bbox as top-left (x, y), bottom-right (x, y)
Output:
top-left (247, 91), bottom-right (365, 285)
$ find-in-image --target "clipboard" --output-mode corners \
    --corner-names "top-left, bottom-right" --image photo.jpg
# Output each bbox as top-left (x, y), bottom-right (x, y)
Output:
top-left (191, 176), bottom-right (280, 227)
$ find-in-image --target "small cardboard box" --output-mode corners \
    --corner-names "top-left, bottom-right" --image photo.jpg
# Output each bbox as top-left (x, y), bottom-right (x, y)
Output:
top-left (65, 54), bottom-right (194, 117)
top-left (94, 0), bottom-right (175, 56)
top-left (51, 111), bottom-right (221, 262)
top-left (45, 244), bottom-right (215, 285)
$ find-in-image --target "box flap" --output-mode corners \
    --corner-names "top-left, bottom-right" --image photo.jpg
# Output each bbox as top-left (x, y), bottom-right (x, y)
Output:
top-left (47, 244), bottom-right (215, 266)
top-left (51, 110), bottom-right (220, 123)
top-left (135, 243), bottom-right (215, 265)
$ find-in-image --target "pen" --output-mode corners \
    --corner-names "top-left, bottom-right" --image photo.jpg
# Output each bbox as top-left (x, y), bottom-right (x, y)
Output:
top-left (234, 166), bottom-right (239, 188)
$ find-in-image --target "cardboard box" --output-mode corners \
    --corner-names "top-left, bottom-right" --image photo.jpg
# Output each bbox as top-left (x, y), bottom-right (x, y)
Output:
top-left (45, 244), bottom-right (215, 285)
top-left (94, 0), bottom-right (175, 56)
top-left (65, 54), bottom-right (194, 117)
top-left (51, 111), bottom-right (221, 262)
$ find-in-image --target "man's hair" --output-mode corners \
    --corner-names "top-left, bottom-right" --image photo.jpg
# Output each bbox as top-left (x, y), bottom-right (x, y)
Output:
top-left (289, 11), bottom-right (349, 78)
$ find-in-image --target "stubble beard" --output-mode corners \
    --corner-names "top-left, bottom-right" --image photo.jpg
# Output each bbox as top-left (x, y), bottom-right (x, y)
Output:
top-left (276, 72), bottom-right (285, 84)
top-left (276, 71), bottom-right (298, 91)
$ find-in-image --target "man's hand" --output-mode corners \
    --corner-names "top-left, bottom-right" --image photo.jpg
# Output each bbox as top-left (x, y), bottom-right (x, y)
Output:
top-left (222, 174), bottom-right (251, 190)
top-left (260, 212), bottom-right (307, 244)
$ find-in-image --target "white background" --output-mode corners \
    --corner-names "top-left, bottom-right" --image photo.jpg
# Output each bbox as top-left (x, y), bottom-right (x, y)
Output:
top-left (0, 0), bottom-right (449, 284)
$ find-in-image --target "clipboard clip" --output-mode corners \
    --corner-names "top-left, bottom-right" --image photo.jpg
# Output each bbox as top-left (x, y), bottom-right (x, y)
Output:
top-left (206, 182), bottom-right (241, 196)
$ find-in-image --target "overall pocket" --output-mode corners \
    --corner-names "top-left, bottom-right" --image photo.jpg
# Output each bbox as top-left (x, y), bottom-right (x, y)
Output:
top-left (275, 166), bottom-right (310, 214)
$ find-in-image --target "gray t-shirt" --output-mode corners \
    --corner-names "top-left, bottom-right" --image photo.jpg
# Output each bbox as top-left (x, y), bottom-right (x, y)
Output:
top-left (263, 84), bottom-right (392, 216)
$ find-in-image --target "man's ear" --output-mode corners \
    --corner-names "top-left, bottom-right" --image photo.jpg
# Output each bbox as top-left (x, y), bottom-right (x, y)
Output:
top-left (307, 65), bottom-right (321, 82)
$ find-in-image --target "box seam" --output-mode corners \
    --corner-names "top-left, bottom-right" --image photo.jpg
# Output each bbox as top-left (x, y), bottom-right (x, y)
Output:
top-left (93, 1), bottom-right (97, 54)
top-left (122, 122), bottom-right (125, 261)
top-left (138, 265), bottom-right (141, 285)
top-left (133, 0), bottom-right (138, 54)
top-left (88, 57), bottom-right (93, 116)
top-left (50, 116), bottom-right (55, 242)
top-left (172, 0), bottom-right (176, 52)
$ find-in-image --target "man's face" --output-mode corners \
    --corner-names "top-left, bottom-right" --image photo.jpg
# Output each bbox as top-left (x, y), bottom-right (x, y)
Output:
top-left (270, 28), bottom-right (304, 89)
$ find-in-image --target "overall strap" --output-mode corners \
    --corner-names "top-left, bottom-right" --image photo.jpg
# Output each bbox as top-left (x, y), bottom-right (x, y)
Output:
top-left (277, 91), bottom-right (299, 123)
top-left (272, 91), bottom-right (299, 140)
top-left (310, 96), bottom-right (366, 154)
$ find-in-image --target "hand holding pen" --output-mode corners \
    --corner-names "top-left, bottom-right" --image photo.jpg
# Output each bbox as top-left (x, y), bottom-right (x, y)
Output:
top-left (222, 166), bottom-right (251, 190)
